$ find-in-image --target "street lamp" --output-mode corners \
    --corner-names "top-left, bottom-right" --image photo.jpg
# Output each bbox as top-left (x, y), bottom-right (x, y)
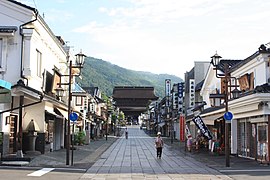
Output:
top-left (210, 52), bottom-right (239, 167)
top-left (55, 51), bottom-right (86, 166)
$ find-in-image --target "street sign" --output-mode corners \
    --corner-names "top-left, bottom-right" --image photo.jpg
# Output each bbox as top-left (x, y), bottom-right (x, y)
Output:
top-left (224, 111), bottom-right (233, 121)
top-left (69, 112), bottom-right (78, 122)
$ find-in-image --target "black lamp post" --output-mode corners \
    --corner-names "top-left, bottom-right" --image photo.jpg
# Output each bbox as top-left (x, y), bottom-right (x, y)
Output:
top-left (55, 51), bottom-right (86, 166)
top-left (211, 52), bottom-right (231, 167)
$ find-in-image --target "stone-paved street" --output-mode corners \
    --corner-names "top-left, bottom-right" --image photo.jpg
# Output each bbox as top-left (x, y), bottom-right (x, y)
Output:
top-left (81, 126), bottom-right (231, 179)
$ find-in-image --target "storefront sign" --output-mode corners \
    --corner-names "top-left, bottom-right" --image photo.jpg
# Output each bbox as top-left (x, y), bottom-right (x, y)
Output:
top-left (192, 116), bottom-right (213, 140)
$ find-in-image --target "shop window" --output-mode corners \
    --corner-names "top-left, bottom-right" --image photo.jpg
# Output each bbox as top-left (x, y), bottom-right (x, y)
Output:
top-left (257, 124), bottom-right (268, 158)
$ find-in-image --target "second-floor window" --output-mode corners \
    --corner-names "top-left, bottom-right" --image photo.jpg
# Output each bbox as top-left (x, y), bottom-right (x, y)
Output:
top-left (76, 96), bottom-right (83, 106)
top-left (36, 49), bottom-right (42, 77)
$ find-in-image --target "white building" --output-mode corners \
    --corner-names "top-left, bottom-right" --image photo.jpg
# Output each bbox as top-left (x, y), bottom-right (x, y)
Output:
top-left (200, 45), bottom-right (270, 163)
top-left (0, 0), bottom-right (83, 156)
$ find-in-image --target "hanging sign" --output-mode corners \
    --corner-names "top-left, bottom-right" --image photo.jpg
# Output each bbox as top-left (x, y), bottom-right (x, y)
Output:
top-left (192, 116), bottom-right (213, 140)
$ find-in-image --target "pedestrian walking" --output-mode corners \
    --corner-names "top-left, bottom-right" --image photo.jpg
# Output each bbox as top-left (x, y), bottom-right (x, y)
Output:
top-left (155, 132), bottom-right (164, 159)
top-left (125, 127), bottom-right (128, 139)
top-left (187, 138), bottom-right (193, 152)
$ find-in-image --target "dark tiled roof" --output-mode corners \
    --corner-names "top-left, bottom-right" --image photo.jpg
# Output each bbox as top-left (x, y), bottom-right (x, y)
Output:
top-left (195, 79), bottom-right (204, 91)
top-left (217, 59), bottom-right (242, 73)
top-left (253, 83), bottom-right (270, 93)
top-left (200, 105), bottom-right (225, 115)
top-left (82, 87), bottom-right (97, 96)
top-left (113, 86), bottom-right (158, 99)
top-left (191, 101), bottom-right (206, 112)
top-left (0, 26), bottom-right (18, 33)
top-left (230, 45), bottom-right (270, 73)
top-left (7, 0), bottom-right (36, 12)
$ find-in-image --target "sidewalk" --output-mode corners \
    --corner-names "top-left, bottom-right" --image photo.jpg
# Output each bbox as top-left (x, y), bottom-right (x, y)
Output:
top-left (162, 137), bottom-right (270, 171)
top-left (1, 136), bottom-right (117, 170)
top-left (1, 131), bottom-right (270, 172)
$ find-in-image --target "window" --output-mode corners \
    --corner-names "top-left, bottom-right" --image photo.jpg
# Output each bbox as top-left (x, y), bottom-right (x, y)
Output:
top-left (76, 96), bottom-right (83, 106)
top-left (36, 49), bottom-right (42, 77)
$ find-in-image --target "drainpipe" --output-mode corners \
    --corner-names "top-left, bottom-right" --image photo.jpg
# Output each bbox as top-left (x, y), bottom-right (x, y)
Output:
top-left (15, 9), bottom-right (39, 157)
top-left (19, 9), bottom-right (39, 86)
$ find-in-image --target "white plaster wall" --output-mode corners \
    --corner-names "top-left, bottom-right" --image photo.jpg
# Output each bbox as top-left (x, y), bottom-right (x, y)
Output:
top-left (1, 1), bottom-right (69, 91)
top-left (0, 1), bottom-right (32, 85)
top-left (231, 54), bottom-right (269, 87)
top-left (23, 101), bottom-right (45, 133)
top-left (200, 65), bottom-right (221, 109)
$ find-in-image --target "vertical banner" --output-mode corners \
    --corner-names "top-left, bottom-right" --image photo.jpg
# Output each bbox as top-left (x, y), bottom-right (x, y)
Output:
top-left (189, 79), bottom-right (195, 107)
top-left (165, 79), bottom-right (171, 107)
top-left (178, 82), bottom-right (184, 113)
top-left (192, 116), bottom-right (213, 140)
top-left (179, 115), bottom-right (185, 141)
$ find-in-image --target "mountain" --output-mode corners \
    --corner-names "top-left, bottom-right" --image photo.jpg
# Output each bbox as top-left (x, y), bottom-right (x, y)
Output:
top-left (77, 57), bottom-right (183, 98)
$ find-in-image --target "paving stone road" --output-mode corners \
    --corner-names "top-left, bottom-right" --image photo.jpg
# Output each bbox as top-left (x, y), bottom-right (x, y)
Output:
top-left (81, 126), bottom-right (231, 179)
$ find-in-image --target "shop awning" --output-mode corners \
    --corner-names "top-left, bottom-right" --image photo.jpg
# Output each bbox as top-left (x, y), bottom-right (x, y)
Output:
top-left (45, 110), bottom-right (63, 119)
top-left (200, 113), bottom-right (223, 125)
top-left (54, 107), bottom-right (69, 120)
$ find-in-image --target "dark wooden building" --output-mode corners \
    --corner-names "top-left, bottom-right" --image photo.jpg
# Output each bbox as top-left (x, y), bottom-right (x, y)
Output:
top-left (112, 86), bottom-right (159, 121)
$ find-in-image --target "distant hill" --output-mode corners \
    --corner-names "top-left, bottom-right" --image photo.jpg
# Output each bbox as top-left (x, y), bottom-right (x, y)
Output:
top-left (77, 57), bottom-right (183, 98)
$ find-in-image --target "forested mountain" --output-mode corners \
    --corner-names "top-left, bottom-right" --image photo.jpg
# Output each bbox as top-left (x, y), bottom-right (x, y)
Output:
top-left (77, 57), bottom-right (183, 98)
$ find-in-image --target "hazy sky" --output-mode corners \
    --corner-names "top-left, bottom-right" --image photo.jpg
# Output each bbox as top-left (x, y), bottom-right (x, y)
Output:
top-left (20, 0), bottom-right (270, 79)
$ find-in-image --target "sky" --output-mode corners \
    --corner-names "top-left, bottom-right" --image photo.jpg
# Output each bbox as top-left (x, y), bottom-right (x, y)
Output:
top-left (19, 0), bottom-right (270, 79)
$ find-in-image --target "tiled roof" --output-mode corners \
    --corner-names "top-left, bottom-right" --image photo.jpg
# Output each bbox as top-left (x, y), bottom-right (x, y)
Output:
top-left (72, 83), bottom-right (85, 93)
top-left (254, 83), bottom-right (270, 93)
top-left (200, 105), bottom-right (225, 115)
top-left (7, 0), bottom-right (36, 12)
top-left (195, 79), bottom-right (204, 91)
top-left (113, 86), bottom-right (158, 99)
top-left (230, 44), bottom-right (270, 72)
top-left (217, 59), bottom-right (242, 73)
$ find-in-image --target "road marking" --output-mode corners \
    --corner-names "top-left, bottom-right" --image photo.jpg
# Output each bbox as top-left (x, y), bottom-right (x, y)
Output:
top-left (27, 168), bottom-right (54, 177)
top-left (220, 169), bottom-right (270, 172)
